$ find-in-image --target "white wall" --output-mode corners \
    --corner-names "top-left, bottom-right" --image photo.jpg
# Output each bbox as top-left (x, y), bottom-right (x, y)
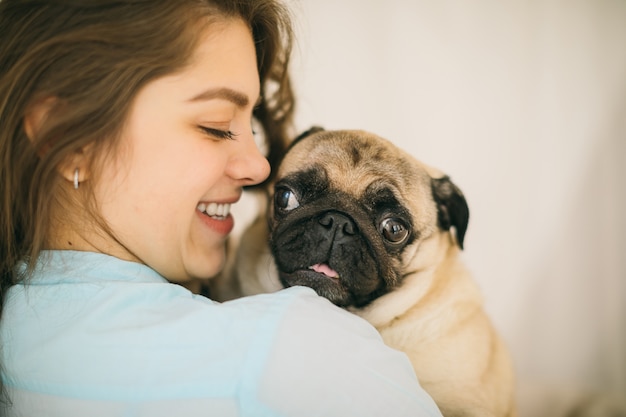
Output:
top-left (287, 1), bottom-right (626, 416)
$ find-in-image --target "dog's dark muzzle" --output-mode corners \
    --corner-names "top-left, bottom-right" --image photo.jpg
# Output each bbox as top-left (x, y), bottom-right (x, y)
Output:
top-left (270, 206), bottom-right (389, 307)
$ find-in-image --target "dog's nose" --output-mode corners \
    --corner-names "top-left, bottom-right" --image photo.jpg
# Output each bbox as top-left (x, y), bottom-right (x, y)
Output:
top-left (319, 212), bottom-right (357, 238)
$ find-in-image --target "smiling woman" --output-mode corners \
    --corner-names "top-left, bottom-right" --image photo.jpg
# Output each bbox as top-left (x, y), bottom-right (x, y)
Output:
top-left (85, 18), bottom-right (269, 281)
top-left (0, 1), bottom-right (442, 416)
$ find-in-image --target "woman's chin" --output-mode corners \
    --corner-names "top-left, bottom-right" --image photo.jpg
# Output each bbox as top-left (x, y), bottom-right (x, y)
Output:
top-left (192, 249), bottom-right (227, 281)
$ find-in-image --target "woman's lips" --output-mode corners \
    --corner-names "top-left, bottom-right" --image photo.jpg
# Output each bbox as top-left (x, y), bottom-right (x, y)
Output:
top-left (196, 203), bottom-right (235, 236)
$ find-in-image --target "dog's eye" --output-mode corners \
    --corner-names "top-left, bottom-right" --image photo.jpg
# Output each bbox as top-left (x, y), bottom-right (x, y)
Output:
top-left (380, 218), bottom-right (409, 244)
top-left (275, 188), bottom-right (300, 212)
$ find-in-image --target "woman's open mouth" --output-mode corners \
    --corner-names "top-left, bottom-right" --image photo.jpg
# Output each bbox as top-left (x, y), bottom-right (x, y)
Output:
top-left (197, 202), bottom-right (231, 219)
top-left (196, 202), bottom-right (234, 235)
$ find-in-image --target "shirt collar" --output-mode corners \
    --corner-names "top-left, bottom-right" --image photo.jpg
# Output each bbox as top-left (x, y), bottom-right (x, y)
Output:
top-left (16, 250), bottom-right (168, 285)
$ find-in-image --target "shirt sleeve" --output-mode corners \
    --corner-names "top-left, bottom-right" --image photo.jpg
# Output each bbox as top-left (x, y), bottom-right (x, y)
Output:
top-left (247, 287), bottom-right (443, 417)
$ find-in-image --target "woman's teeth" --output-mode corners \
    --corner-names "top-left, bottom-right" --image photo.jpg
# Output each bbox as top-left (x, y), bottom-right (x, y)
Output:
top-left (197, 203), bottom-right (231, 219)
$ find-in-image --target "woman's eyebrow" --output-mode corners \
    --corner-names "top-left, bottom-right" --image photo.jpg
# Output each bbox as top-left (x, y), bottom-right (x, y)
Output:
top-left (188, 87), bottom-right (253, 108)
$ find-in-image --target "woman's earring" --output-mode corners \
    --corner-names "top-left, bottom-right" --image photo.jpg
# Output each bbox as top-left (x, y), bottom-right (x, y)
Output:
top-left (73, 168), bottom-right (80, 190)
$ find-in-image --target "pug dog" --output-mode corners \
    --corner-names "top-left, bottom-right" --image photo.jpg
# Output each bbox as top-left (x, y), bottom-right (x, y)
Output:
top-left (219, 127), bottom-right (517, 417)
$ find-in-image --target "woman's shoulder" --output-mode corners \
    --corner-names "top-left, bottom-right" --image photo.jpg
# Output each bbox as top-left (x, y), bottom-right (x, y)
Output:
top-left (1, 253), bottom-right (442, 416)
top-left (227, 287), bottom-right (442, 416)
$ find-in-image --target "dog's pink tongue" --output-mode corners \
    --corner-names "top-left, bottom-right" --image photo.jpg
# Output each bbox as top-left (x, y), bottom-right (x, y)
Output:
top-left (310, 263), bottom-right (339, 278)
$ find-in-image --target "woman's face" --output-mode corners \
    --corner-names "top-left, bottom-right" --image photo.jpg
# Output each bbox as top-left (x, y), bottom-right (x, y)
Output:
top-left (90, 18), bottom-right (269, 281)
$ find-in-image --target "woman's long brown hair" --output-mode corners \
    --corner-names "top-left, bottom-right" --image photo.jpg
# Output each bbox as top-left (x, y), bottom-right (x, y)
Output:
top-left (0, 0), bottom-right (295, 402)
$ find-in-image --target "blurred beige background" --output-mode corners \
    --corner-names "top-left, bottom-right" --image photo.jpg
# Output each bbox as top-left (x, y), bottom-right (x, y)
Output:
top-left (282, 0), bottom-right (625, 416)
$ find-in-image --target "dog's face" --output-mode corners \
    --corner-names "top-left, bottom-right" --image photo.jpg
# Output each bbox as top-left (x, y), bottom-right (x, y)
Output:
top-left (268, 128), bottom-right (469, 308)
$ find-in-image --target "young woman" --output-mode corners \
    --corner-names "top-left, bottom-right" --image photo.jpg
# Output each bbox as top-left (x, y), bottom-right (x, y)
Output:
top-left (0, 1), bottom-right (443, 416)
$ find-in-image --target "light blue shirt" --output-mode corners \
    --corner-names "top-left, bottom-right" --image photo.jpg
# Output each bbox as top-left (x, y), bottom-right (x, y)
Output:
top-left (0, 251), bottom-right (442, 417)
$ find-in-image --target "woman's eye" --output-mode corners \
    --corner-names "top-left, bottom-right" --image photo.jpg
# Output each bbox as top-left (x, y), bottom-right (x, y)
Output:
top-left (275, 188), bottom-right (300, 212)
top-left (379, 218), bottom-right (409, 244)
top-left (199, 126), bottom-right (237, 140)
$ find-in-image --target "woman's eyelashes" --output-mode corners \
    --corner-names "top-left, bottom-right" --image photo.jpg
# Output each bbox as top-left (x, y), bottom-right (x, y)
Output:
top-left (199, 126), bottom-right (238, 141)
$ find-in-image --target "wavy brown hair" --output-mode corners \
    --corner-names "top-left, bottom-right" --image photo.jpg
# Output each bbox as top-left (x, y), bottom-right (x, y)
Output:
top-left (0, 0), bottom-right (294, 401)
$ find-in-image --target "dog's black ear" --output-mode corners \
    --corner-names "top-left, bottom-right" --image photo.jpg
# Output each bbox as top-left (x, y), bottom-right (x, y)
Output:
top-left (267, 127), bottom-right (325, 185)
top-left (431, 176), bottom-right (469, 249)
top-left (291, 126), bottom-right (325, 147)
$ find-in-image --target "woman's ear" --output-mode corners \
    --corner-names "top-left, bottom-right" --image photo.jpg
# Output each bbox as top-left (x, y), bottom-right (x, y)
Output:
top-left (24, 97), bottom-right (92, 187)
top-left (23, 97), bottom-right (57, 141)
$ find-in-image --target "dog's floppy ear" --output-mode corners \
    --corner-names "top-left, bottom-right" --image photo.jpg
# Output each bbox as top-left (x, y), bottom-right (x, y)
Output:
top-left (268, 127), bottom-right (325, 185)
top-left (431, 176), bottom-right (469, 249)
top-left (289, 126), bottom-right (325, 148)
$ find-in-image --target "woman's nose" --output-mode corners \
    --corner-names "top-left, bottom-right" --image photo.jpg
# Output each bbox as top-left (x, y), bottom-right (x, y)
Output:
top-left (226, 132), bottom-right (271, 186)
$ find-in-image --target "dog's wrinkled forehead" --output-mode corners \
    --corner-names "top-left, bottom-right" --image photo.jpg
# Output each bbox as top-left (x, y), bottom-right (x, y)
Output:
top-left (278, 130), bottom-right (437, 199)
